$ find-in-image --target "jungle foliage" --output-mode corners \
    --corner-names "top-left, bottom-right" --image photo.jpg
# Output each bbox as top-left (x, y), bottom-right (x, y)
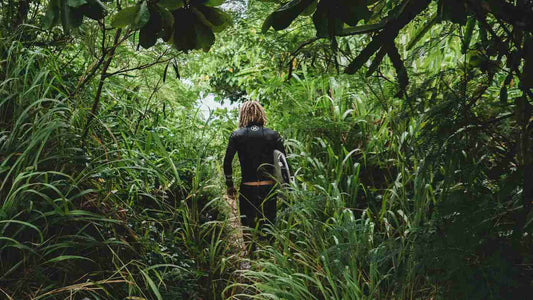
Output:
top-left (1, 0), bottom-right (533, 299)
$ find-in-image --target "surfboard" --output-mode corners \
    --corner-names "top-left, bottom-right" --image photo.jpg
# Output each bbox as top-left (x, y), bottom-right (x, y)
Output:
top-left (273, 149), bottom-right (291, 185)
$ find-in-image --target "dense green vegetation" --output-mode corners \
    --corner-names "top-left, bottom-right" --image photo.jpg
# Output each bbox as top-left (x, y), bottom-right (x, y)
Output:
top-left (1, 0), bottom-right (532, 299)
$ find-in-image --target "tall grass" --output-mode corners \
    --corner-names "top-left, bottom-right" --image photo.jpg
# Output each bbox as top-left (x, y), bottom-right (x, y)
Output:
top-left (0, 39), bottom-right (240, 299)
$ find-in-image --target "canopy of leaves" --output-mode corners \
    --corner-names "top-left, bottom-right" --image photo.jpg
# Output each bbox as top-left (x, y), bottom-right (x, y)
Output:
top-left (262, 0), bottom-right (533, 98)
top-left (44, 0), bottom-right (232, 51)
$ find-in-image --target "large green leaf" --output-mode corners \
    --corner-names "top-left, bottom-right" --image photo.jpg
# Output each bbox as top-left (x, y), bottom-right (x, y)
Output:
top-left (158, 6), bottom-right (174, 41)
top-left (81, 0), bottom-right (106, 20)
top-left (301, 0), bottom-right (317, 16)
top-left (61, 0), bottom-right (83, 33)
top-left (134, 1), bottom-right (151, 29)
top-left (262, 14), bottom-right (275, 33)
top-left (43, 0), bottom-right (61, 29)
top-left (193, 16), bottom-right (215, 51)
top-left (171, 8), bottom-right (216, 51)
top-left (44, 0), bottom-right (103, 31)
top-left (60, 0), bottom-right (69, 32)
top-left (172, 9), bottom-right (197, 51)
top-left (338, 0), bottom-right (370, 26)
top-left (462, 17), bottom-right (475, 53)
top-left (193, 6), bottom-right (231, 32)
top-left (312, 5), bottom-right (328, 37)
top-left (312, 0), bottom-right (343, 38)
top-left (111, 5), bottom-right (139, 28)
top-left (69, 7), bottom-right (84, 28)
top-left (140, 6), bottom-right (163, 49)
top-left (262, 0), bottom-right (314, 32)
top-left (157, 0), bottom-right (184, 10)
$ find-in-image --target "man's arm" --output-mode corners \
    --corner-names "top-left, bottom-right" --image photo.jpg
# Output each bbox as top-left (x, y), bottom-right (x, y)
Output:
top-left (223, 132), bottom-right (237, 190)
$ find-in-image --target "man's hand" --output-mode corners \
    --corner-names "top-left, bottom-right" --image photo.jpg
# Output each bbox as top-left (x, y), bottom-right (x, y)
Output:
top-left (227, 186), bottom-right (237, 198)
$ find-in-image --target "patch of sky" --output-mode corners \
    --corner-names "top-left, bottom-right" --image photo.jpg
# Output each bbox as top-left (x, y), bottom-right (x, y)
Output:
top-left (197, 91), bottom-right (239, 120)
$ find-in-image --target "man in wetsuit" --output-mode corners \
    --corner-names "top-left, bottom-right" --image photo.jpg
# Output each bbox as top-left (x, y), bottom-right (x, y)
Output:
top-left (223, 101), bottom-right (287, 234)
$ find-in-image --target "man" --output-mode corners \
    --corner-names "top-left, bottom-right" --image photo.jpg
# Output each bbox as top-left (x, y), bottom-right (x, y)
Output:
top-left (223, 101), bottom-right (287, 235)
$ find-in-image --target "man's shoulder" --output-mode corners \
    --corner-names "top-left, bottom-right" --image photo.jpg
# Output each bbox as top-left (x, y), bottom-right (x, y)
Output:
top-left (263, 127), bottom-right (280, 136)
top-left (230, 128), bottom-right (246, 138)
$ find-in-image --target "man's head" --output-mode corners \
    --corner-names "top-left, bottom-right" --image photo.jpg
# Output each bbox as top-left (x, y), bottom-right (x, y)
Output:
top-left (239, 101), bottom-right (267, 128)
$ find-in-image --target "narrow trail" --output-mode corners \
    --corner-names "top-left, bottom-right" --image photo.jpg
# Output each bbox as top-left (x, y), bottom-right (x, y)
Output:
top-left (223, 194), bottom-right (249, 268)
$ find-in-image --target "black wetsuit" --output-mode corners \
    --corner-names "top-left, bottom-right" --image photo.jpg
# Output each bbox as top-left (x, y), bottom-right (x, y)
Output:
top-left (223, 122), bottom-right (286, 229)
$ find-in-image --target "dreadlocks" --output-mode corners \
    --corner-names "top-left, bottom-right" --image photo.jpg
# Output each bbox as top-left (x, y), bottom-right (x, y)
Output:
top-left (238, 101), bottom-right (267, 128)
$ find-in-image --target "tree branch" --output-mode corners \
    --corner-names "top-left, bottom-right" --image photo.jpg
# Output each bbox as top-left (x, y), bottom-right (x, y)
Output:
top-left (82, 29), bottom-right (123, 141)
top-left (105, 49), bottom-right (171, 77)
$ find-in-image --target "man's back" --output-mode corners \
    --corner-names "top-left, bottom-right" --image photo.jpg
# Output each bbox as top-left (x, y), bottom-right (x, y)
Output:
top-left (223, 122), bottom-right (285, 185)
